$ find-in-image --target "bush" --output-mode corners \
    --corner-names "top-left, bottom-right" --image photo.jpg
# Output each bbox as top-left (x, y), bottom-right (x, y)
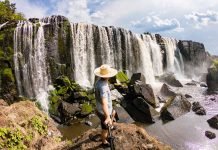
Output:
top-left (29, 116), bottom-right (47, 135)
top-left (81, 103), bottom-right (93, 114)
top-left (213, 59), bottom-right (218, 69)
top-left (116, 71), bottom-right (129, 83)
top-left (2, 68), bottom-right (14, 82)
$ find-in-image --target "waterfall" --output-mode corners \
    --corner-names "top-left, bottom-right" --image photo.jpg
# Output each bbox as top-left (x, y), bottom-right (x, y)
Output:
top-left (13, 16), bottom-right (188, 109)
top-left (141, 34), bottom-right (163, 76)
top-left (14, 21), bottom-right (50, 112)
top-left (162, 37), bottom-right (184, 75)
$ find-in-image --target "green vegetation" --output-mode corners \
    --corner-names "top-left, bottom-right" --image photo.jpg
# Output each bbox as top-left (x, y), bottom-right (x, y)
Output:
top-left (81, 102), bottom-right (93, 114)
top-left (0, 128), bottom-right (27, 150)
top-left (116, 71), bottom-right (129, 83)
top-left (29, 116), bottom-right (47, 135)
top-left (0, 0), bottom-right (25, 23)
top-left (213, 59), bottom-right (218, 69)
top-left (2, 68), bottom-right (14, 82)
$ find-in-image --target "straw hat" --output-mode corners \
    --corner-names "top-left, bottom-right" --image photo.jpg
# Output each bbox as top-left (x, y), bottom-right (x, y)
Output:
top-left (94, 64), bottom-right (118, 78)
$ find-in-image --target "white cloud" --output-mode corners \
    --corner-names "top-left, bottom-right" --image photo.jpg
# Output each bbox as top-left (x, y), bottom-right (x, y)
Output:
top-left (185, 11), bottom-right (218, 28)
top-left (11, 0), bottom-right (48, 18)
top-left (53, 0), bottom-right (91, 23)
top-left (131, 16), bottom-right (184, 32)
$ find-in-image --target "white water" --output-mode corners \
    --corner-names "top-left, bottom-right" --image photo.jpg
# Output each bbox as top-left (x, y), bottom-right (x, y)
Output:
top-left (13, 17), bottom-right (187, 111)
top-left (14, 21), bottom-right (50, 112)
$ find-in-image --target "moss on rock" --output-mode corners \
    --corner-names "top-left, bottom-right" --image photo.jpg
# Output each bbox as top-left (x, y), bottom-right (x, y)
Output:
top-left (2, 68), bottom-right (14, 82)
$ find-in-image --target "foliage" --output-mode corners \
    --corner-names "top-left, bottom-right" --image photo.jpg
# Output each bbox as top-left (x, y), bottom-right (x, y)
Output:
top-left (0, 0), bottom-right (25, 23)
top-left (29, 116), bottom-right (47, 135)
top-left (2, 68), bottom-right (14, 82)
top-left (213, 59), bottom-right (218, 69)
top-left (116, 71), bottom-right (129, 83)
top-left (81, 102), bottom-right (93, 114)
top-left (0, 128), bottom-right (27, 150)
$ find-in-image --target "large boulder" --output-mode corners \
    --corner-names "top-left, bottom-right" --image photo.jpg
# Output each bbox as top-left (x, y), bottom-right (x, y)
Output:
top-left (160, 94), bottom-right (191, 121)
top-left (58, 101), bottom-right (81, 123)
top-left (130, 81), bottom-right (158, 107)
top-left (114, 106), bottom-right (134, 123)
top-left (121, 97), bottom-right (158, 123)
top-left (130, 73), bottom-right (146, 84)
top-left (111, 89), bottom-right (124, 102)
top-left (207, 114), bottom-right (218, 129)
top-left (160, 83), bottom-right (176, 98)
top-left (158, 72), bottom-right (183, 87)
top-left (207, 61), bottom-right (218, 91)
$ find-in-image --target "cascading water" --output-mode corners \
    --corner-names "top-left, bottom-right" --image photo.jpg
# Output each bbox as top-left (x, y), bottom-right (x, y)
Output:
top-left (162, 37), bottom-right (184, 75)
top-left (13, 16), bottom-right (187, 110)
top-left (14, 21), bottom-right (50, 112)
top-left (141, 34), bottom-right (163, 76)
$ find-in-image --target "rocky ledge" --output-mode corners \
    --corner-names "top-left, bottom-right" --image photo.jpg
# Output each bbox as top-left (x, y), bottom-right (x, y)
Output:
top-left (0, 100), bottom-right (66, 150)
top-left (69, 123), bottom-right (171, 150)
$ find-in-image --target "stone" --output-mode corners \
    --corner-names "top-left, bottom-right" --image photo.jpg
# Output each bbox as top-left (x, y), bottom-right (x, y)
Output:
top-left (158, 72), bottom-right (183, 87)
top-left (113, 106), bottom-right (134, 123)
top-left (207, 114), bottom-right (218, 129)
top-left (111, 89), bottom-right (124, 102)
top-left (130, 73), bottom-right (146, 84)
top-left (192, 102), bottom-right (206, 115)
top-left (121, 97), bottom-right (158, 123)
top-left (85, 121), bottom-right (93, 126)
top-left (157, 95), bottom-right (166, 103)
top-left (160, 95), bottom-right (191, 121)
top-left (200, 82), bottom-right (207, 88)
top-left (207, 64), bottom-right (218, 91)
top-left (58, 101), bottom-right (81, 123)
top-left (132, 81), bottom-right (158, 107)
top-left (185, 82), bottom-right (197, 86)
top-left (205, 131), bottom-right (216, 139)
top-left (160, 83), bottom-right (176, 97)
top-left (178, 40), bottom-right (209, 76)
top-left (185, 94), bottom-right (192, 98)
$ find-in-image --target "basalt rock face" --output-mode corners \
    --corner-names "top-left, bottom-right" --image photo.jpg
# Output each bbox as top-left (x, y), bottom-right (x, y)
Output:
top-left (207, 64), bottom-right (218, 92)
top-left (178, 40), bottom-right (210, 77)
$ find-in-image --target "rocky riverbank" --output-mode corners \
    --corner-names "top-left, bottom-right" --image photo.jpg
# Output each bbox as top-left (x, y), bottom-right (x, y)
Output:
top-left (69, 123), bottom-right (171, 150)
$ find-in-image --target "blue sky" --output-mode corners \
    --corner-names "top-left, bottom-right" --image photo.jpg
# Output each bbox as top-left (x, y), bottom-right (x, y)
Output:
top-left (11, 0), bottom-right (218, 55)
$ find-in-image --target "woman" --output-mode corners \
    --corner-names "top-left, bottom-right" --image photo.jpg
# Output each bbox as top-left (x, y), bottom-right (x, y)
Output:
top-left (94, 64), bottom-right (117, 147)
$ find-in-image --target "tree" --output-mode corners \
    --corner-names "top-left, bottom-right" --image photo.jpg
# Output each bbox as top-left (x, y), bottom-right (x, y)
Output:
top-left (0, 0), bottom-right (25, 24)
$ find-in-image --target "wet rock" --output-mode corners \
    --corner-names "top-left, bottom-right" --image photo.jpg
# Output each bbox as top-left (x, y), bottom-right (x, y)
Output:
top-left (157, 95), bottom-right (166, 103)
top-left (58, 101), bottom-right (81, 123)
top-left (85, 121), bottom-right (93, 126)
top-left (207, 64), bottom-right (218, 91)
top-left (160, 83), bottom-right (176, 97)
top-left (205, 131), bottom-right (216, 139)
top-left (200, 82), bottom-right (207, 88)
top-left (158, 72), bottom-right (183, 87)
top-left (207, 114), bottom-right (218, 129)
top-left (131, 81), bottom-right (158, 107)
top-left (130, 73), bottom-right (146, 84)
top-left (192, 102), bottom-right (206, 115)
top-left (185, 82), bottom-right (197, 86)
top-left (161, 95), bottom-right (191, 121)
top-left (185, 94), bottom-right (192, 98)
top-left (114, 106), bottom-right (134, 123)
top-left (121, 97), bottom-right (158, 123)
top-left (111, 89), bottom-right (124, 102)
top-left (195, 108), bottom-right (206, 115)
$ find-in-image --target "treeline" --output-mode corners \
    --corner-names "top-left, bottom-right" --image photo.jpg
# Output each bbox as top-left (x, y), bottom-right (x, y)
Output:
top-left (0, 0), bottom-right (25, 24)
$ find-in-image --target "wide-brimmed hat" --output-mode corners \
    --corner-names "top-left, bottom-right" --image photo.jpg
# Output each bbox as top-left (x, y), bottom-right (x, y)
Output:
top-left (94, 64), bottom-right (118, 78)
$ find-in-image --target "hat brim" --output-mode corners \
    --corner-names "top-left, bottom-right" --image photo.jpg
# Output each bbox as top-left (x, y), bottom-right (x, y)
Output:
top-left (94, 67), bottom-right (118, 78)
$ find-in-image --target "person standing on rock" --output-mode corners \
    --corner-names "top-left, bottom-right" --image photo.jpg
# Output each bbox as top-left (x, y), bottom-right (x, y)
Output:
top-left (94, 64), bottom-right (117, 147)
